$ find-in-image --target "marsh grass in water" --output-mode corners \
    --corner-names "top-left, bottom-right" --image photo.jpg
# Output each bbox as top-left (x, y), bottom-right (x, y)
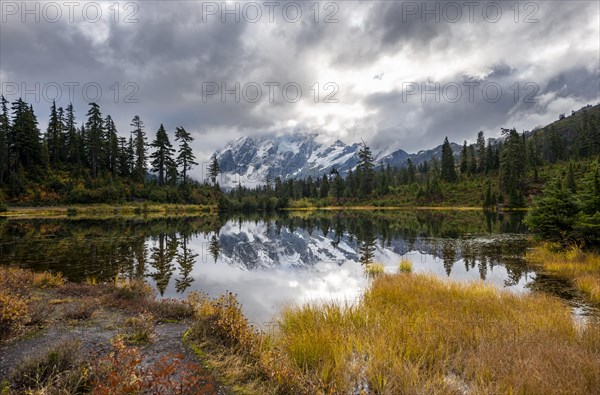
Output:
top-left (399, 258), bottom-right (413, 273)
top-left (528, 243), bottom-right (600, 304)
top-left (188, 273), bottom-right (600, 394)
top-left (364, 263), bottom-right (385, 277)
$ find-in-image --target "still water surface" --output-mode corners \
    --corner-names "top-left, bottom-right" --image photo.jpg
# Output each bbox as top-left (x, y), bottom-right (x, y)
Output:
top-left (0, 210), bottom-right (591, 322)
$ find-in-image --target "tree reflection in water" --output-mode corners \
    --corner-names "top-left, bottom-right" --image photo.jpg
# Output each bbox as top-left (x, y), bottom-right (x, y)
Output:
top-left (0, 210), bottom-right (535, 295)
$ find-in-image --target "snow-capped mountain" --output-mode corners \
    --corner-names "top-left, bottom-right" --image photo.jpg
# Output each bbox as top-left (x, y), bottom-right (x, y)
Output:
top-left (211, 133), bottom-right (468, 188)
top-left (213, 134), bottom-right (360, 188)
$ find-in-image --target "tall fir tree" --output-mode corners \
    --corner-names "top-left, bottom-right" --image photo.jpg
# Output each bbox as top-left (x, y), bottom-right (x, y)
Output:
top-left (11, 99), bottom-right (42, 172)
top-left (150, 124), bottom-right (175, 186)
top-left (441, 137), bottom-right (457, 182)
top-left (174, 126), bottom-right (198, 184)
top-left (476, 131), bottom-right (486, 173)
top-left (131, 115), bottom-right (147, 183)
top-left (208, 154), bottom-right (220, 185)
top-left (0, 96), bottom-right (10, 184)
top-left (64, 104), bottom-right (79, 165)
top-left (85, 103), bottom-right (104, 178)
top-left (45, 101), bottom-right (64, 166)
top-left (460, 141), bottom-right (468, 175)
top-left (499, 128), bottom-right (526, 207)
top-left (105, 115), bottom-right (119, 174)
top-left (356, 141), bottom-right (375, 197)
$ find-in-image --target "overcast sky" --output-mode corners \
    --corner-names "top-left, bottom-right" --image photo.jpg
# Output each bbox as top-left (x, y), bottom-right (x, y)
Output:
top-left (1, 0), bottom-right (599, 166)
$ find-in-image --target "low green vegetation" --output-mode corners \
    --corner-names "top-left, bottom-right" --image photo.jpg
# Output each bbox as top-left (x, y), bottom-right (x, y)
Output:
top-left (187, 273), bottom-right (600, 394)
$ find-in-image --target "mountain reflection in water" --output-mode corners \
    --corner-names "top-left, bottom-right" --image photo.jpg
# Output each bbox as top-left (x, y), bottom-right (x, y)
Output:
top-left (0, 210), bottom-right (543, 322)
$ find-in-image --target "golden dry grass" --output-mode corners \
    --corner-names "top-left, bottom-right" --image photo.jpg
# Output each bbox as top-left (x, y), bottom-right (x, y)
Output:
top-left (189, 273), bottom-right (600, 394)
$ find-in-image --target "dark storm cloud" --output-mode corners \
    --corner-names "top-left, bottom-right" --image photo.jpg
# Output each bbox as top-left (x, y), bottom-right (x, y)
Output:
top-left (0, 0), bottom-right (598, 167)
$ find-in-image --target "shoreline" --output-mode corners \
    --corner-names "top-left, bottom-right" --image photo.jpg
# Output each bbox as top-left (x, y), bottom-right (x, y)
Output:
top-left (0, 203), bottom-right (529, 220)
top-left (0, 203), bottom-right (217, 220)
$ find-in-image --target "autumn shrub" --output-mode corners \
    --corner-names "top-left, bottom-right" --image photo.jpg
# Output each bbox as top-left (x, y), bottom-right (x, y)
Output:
top-left (188, 291), bottom-right (255, 350)
top-left (0, 266), bottom-right (34, 296)
top-left (0, 290), bottom-right (29, 339)
top-left (32, 271), bottom-right (65, 288)
top-left (111, 279), bottom-right (154, 301)
top-left (63, 300), bottom-right (97, 321)
top-left (93, 339), bottom-right (210, 394)
top-left (121, 312), bottom-right (156, 345)
top-left (149, 298), bottom-right (194, 322)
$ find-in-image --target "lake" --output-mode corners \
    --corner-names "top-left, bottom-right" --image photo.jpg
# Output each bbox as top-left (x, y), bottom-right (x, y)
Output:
top-left (0, 210), bottom-right (593, 323)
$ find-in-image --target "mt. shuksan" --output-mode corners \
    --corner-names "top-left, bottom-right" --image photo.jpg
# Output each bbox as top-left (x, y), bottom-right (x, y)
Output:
top-left (211, 133), bottom-right (462, 188)
top-left (213, 134), bottom-right (360, 188)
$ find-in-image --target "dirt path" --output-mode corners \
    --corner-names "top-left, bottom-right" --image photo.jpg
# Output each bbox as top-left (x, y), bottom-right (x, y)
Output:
top-left (0, 310), bottom-right (228, 394)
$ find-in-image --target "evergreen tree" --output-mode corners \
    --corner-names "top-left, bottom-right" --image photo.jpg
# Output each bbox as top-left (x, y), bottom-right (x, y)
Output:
top-left (174, 126), bottom-right (198, 184)
top-left (574, 162), bottom-right (600, 246)
top-left (407, 158), bottom-right (416, 183)
top-left (468, 145), bottom-right (477, 175)
top-left (566, 161), bottom-right (577, 193)
top-left (483, 181), bottom-right (493, 209)
top-left (64, 104), bottom-right (79, 165)
top-left (0, 96), bottom-right (9, 184)
top-left (476, 131), bottom-right (486, 173)
top-left (85, 103), bottom-right (104, 178)
top-left (499, 129), bottom-right (526, 207)
top-left (546, 126), bottom-right (564, 163)
top-left (11, 100), bottom-right (42, 172)
top-left (524, 177), bottom-right (579, 242)
top-left (441, 137), bottom-right (457, 182)
top-left (166, 156), bottom-right (179, 185)
top-left (580, 163), bottom-right (600, 214)
top-left (105, 115), bottom-right (119, 174)
top-left (332, 172), bottom-right (345, 200)
top-left (356, 141), bottom-right (375, 197)
top-left (150, 124), bottom-right (174, 186)
top-left (117, 136), bottom-right (131, 177)
top-left (319, 174), bottom-right (330, 198)
top-left (131, 115), bottom-right (147, 183)
top-left (460, 141), bottom-right (468, 175)
top-left (208, 155), bottom-right (220, 185)
top-left (46, 101), bottom-right (62, 166)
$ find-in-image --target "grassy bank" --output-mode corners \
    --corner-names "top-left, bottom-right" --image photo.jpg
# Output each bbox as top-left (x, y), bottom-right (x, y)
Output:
top-left (528, 243), bottom-right (600, 305)
top-left (187, 273), bottom-right (600, 394)
top-left (0, 203), bottom-right (216, 219)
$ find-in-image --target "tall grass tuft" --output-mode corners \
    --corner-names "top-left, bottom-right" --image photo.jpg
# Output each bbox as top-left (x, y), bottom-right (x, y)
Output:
top-left (399, 258), bottom-right (413, 273)
top-left (364, 263), bottom-right (385, 277)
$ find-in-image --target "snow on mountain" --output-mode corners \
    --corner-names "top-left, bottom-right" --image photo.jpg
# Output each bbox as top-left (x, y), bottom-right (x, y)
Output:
top-left (213, 134), bottom-right (360, 189)
top-left (212, 133), bottom-right (468, 189)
